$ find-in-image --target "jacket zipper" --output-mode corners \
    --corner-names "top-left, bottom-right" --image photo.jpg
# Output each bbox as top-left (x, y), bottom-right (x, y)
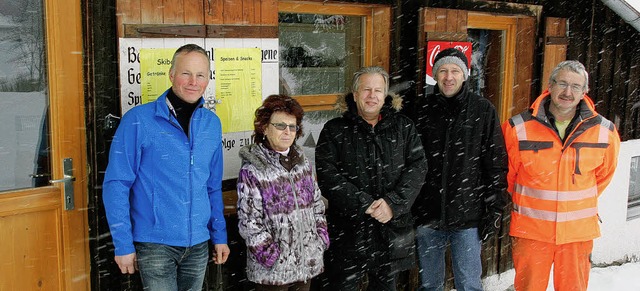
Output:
top-left (440, 117), bottom-right (453, 225)
top-left (288, 174), bottom-right (305, 282)
top-left (187, 110), bottom-right (195, 245)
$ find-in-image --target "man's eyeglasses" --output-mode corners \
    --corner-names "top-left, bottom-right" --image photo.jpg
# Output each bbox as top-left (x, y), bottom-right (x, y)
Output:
top-left (552, 79), bottom-right (585, 93)
top-left (270, 122), bottom-right (299, 132)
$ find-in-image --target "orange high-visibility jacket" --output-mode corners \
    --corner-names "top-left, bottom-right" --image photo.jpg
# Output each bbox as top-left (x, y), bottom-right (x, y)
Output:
top-left (502, 91), bottom-right (620, 244)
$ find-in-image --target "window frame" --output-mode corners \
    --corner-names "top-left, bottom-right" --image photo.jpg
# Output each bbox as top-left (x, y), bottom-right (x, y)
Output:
top-left (278, 0), bottom-right (391, 111)
top-left (628, 155), bottom-right (640, 221)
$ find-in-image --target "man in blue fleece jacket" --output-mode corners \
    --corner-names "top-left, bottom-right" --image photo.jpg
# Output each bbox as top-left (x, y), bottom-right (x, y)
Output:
top-left (103, 44), bottom-right (229, 290)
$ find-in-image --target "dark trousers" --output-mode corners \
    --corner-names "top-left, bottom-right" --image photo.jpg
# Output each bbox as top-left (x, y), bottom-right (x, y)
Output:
top-left (322, 253), bottom-right (397, 291)
top-left (255, 280), bottom-right (312, 291)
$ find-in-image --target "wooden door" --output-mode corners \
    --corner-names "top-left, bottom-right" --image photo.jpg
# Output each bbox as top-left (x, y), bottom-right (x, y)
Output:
top-left (0, 0), bottom-right (89, 290)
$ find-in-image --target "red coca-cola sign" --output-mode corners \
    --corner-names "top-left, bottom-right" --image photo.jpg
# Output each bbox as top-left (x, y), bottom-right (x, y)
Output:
top-left (426, 41), bottom-right (472, 81)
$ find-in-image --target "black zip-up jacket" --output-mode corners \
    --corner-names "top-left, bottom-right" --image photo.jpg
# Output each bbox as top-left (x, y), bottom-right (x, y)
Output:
top-left (316, 93), bottom-right (427, 273)
top-left (412, 83), bottom-right (508, 230)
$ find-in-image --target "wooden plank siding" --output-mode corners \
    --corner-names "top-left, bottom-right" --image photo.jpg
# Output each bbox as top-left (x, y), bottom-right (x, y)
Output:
top-left (423, 8), bottom-right (468, 41)
top-left (162, 0), bottom-right (184, 24)
top-left (116, 0), bottom-right (142, 36)
top-left (222, 0), bottom-right (243, 23)
top-left (204, 0), bottom-right (223, 24)
top-left (372, 7), bottom-right (392, 68)
top-left (540, 17), bottom-right (567, 95)
top-left (184, 0), bottom-right (204, 23)
top-left (513, 16), bottom-right (536, 116)
top-left (140, 0), bottom-right (163, 24)
top-left (118, 0), bottom-right (278, 38)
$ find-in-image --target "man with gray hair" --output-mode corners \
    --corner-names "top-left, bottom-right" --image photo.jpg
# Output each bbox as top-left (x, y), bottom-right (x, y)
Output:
top-left (316, 66), bottom-right (427, 290)
top-left (502, 60), bottom-right (620, 290)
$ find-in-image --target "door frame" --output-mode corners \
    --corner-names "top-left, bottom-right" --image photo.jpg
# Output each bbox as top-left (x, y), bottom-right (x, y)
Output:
top-left (467, 12), bottom-right (517, 122)
top-left (0, 0), bottom-right (89, 289)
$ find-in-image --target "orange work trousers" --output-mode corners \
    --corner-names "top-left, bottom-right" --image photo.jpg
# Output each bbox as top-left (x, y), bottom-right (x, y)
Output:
top-left (512, 237), bottom-right (593, 291)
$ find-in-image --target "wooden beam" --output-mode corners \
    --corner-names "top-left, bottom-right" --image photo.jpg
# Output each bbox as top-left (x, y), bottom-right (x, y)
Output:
top-left (123, 24), bottom-right (206, 37)
top-left (206, 25), bottom-right (277, 38)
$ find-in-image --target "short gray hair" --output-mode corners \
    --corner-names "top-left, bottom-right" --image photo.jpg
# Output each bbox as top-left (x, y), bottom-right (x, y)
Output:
top-left (170, 44), bottom-right (210, 72)
top-left (352, 66), bottom-right (389, 95)
top-left (549, 60), bottom-right (589, 92)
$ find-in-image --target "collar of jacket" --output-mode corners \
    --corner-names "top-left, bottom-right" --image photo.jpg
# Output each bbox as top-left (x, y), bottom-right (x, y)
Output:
top-left (239, 143), bottom-right (305, 172)
top-left (433, 80), bottom-right (469, 106)
top-left (334, 92), bottom-right (403, 122)
top-left (154, 88), bottom-right (205, 121)
top-left (530, 89), bottom-right (597, 123)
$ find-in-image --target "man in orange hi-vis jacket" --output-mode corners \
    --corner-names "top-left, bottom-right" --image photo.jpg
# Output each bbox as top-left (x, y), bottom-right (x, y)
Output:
top-left (502, 60), bottom-right (620, 291)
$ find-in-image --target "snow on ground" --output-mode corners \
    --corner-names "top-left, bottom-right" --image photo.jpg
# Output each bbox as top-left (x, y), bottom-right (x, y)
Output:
top-left (482, 262), bottom-right (640, 291)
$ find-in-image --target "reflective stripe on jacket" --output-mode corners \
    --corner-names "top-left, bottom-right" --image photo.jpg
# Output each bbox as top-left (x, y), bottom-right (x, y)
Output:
top-left (502, 90), bottom-right (620, 244)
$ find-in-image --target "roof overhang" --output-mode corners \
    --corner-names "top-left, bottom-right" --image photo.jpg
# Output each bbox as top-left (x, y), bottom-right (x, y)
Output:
top-left (602, 0), bottom-right (640, 31)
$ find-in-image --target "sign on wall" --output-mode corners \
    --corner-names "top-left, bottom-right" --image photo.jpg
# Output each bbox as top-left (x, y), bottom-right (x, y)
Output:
top-left (214, 48), bottom-right (263, 133)
top-left (118, 38), bottom-right (279, 180)
top-left (139, 48), bottom-right (174, 103)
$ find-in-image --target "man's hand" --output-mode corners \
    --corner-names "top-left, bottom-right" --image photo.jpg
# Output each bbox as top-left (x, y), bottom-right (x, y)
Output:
top-left (480, 211), bottom-right (503, 242)
top-left (213, 244), bottom-right (230, 264)
top-left (365, 198), bottom-right (394, 224)
top-left (115, 253), bottom-right (137, 274)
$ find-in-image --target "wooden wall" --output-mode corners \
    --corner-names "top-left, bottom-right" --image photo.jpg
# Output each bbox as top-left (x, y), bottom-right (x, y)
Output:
top-left (116, 0), bottom-right (278, 38)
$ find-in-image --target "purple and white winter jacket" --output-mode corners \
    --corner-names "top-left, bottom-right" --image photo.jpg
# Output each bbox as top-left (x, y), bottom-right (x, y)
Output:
top-left (237, 143), bottom-right (329, 285)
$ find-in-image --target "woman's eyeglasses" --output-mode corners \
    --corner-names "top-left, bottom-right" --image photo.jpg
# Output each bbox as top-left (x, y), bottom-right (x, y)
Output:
top-left (270, 122), bottom-right (299, 131)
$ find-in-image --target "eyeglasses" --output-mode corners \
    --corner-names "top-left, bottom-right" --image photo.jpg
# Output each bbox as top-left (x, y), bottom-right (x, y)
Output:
top-left (270, 122), bottom-right (299, 132)
top-left (552, 79), bottom-right (585, 93)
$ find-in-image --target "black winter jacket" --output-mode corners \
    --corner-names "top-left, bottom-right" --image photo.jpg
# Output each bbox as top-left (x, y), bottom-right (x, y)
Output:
top-left (412, 83), bottom-right (508, 230)
top-left (316, 93), bottom-right (427, 273)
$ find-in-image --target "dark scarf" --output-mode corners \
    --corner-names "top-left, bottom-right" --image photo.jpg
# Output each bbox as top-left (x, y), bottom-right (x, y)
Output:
top-left (166, 88), bottom-right (199, 136)
top-left (278, 146), bottom-right (303, 172)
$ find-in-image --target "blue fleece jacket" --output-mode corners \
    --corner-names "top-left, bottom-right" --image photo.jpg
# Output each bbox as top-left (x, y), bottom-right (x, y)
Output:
top-left (103, 89), bottom-right (227, 256)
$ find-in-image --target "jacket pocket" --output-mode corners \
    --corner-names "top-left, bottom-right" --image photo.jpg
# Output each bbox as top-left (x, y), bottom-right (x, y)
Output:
top-left (570, 142), bottom-right (608, 175)
top-left (383, 225), bottom-right (415, 260)
top-left (518, 140), bottom-right (554, 176)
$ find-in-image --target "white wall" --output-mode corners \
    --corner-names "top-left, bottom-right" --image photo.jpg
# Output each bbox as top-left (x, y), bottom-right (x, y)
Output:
top-left (593, 139), bottom-right (640, 264)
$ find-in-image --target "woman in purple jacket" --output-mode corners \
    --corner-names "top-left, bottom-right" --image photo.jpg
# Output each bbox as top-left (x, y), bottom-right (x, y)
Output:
top-left (237, 94), bottom-right (329, 291)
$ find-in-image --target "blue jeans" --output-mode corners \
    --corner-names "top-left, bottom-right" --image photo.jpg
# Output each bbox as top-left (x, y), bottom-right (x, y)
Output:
top-left (135, 241), bottom-right (209, 291)
top-left (415, 226), bottom-right (482, 291)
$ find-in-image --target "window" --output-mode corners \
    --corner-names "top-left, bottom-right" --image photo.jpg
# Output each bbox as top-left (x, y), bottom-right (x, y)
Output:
top-left (278, 1), bottom-right (391, 111)
top-left (279, 13), bottom-right (362, 96)
top-left (0, 1), bottom-right (50, 192)
top-left (628, 156), bottom-right (640, 220)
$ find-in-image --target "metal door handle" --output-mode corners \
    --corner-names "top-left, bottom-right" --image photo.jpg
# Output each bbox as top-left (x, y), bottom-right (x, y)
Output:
top-left (49, 175), bottom-right (76, 184)
top-left (49, 158), bottom-right (75, 210)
